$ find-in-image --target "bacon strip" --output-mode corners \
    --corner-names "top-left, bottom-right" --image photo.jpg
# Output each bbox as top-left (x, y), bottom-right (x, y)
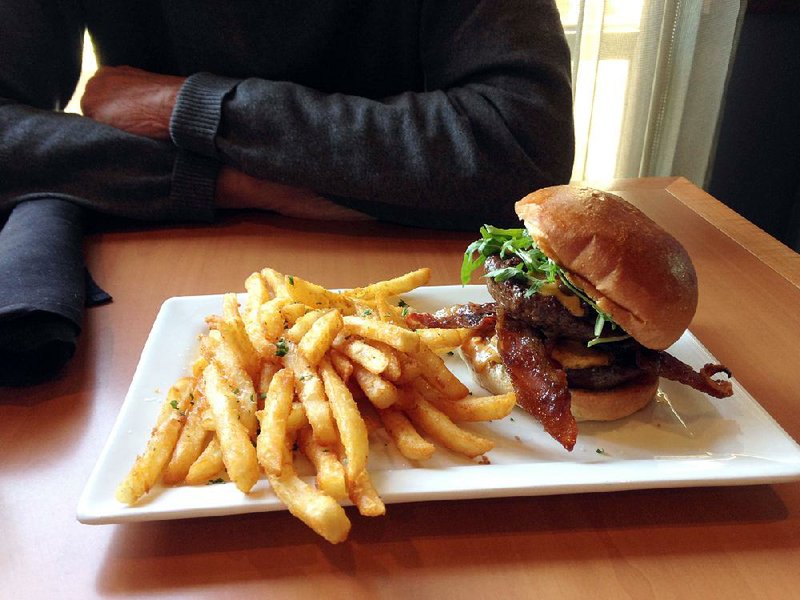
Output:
top-left (654, 351), bottom-right (733, 398)
top-left (406, 302), bottom-right (497, 334)
top-left (496, 311), bottom-right (578, 451)
top-left (636, 349), bottom-right (733, 398)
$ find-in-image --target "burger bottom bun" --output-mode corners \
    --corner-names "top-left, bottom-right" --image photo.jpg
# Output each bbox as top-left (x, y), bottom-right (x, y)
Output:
top-left (569, 375), bottom-right (659, 422)
top-left (460, 347), bottom-right (660, 423)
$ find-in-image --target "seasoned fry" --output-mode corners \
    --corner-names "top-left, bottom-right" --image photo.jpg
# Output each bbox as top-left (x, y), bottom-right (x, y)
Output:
top-left (436, 392), bottom-right (517, 423)
top-left (242, 273), bottom-right (272, 355)
top-left (261, 267), bottom-right (290, 298)
top-left (255, 368), bottom-right (295, 475)
top-left (286, 401), bottom-right (309, 433)
top-left (353, 365), bottom-right (399, 409)
top-left (286, 309), bottom-right (325, 343)
top-left (203, 364), bottom-right (260, 493)
top-left (412, 344), bottom-right (470, 400)
top-left (283, 274), bottom-right (354, 313)
top-left (184, 436), bottom-right (225, 485)
top-left (347, 469), bottom-right (386, 517)
top-left (244, 271), bottom-right (270, 305)
top-left (190, 355), bottom-right (208, 379)
top-left (373, 295), bottom-right (409, 327)
top-left (256, 368), bottom-right (296, 476)
top-left (318, 356), bottom-right (369, 482)
top-left (334, 336), bottom-right (389, 374)
top-left (410, 377), bottom-right (441, 403)
top-left (256, 360), bottom-right (282, 409)
top-left (394, 351), bottom-right (422, 384)
top-left (267, 440), bottom-right (351, 544)
top-left (342, 316), bottom-right (419, 353)
top-left (283, 344), bottom-right (338, 445)
top-left (368, 340), bottom-right (402, 381)
top-left (411, 378), bottom-right (513, 422)
top-left (328, 348), bottom-right (354, 383)
top-left (417, 327), bottom-right (475, 353)
top-left (210, 297), bottom-right (263, 380)
top-left (116, 378), bottom-right (195, 504)
top-left (406, 398), bottom-right (494, 458)
top-left (394, 385), bottom-right (419, 411)
top-left (379, 406), bottom-right (436, 461)
top-left (298, 426), bottom-right (348, 501)
top-left (345, 268), bottom-right (431, 301)
top-left (259, 297), bottom-right (291, 342)
top-left (298, 309), bottom-right (343, 366)
top-left (163, 390), bottom-right (210, 484)
top-left (280, 302), bottom-right (310, 326)
top-left (200, 334), bottom-right (258, 437)
top-left (199, 400), bottom-right (216, 431)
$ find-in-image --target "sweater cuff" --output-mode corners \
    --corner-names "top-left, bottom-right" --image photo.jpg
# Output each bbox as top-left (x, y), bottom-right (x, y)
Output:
top-left (169, 72), bottom-right (240, 158)
top-left (169, 150), bottom-right (218, 222)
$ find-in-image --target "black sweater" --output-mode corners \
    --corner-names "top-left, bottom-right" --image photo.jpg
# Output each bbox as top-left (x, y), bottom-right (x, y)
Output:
top-left (0, 0), bottom-right (574, 229)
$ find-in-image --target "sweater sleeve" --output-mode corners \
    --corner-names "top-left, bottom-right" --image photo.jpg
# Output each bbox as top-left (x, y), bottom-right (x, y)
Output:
top-left (169, 0), bottom-right (574, 230)
top-left (0, 0), bottom-right (216, 222)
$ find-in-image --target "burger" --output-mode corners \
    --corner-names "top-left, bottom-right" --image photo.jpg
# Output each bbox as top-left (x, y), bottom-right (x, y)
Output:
top-left (408, 185), bottom-right (733, 451)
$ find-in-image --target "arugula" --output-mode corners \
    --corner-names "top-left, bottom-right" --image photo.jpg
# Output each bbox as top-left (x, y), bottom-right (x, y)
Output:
top-left (461, 225), bottom-right (628, 347)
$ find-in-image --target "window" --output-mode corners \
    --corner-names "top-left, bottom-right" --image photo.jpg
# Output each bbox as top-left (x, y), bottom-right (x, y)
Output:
top-left (558, 0), bottom-right (743, 186)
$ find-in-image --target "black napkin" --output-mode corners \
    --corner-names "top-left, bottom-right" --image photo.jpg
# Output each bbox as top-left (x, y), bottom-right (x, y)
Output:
top-left (0, 198), bottom-right (110, 386)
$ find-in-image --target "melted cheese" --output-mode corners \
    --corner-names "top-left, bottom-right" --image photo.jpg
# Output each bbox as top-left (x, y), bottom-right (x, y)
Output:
top-left (538, 282), bottom-right (585, 317)
top-left (550, 340), bottom-right (611, 369)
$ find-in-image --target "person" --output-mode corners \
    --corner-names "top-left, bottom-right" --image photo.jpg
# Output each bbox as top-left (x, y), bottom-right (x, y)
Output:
top-left (0, 0), bottom-right (574, 230)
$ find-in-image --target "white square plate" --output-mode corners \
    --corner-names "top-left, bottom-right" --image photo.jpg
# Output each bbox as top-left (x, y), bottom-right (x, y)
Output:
top-left (78, 285), bottom-right (800, 524)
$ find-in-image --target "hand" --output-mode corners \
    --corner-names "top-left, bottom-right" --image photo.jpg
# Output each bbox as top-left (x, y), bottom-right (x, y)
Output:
top-left (81, 66), bottom-right (185, 140)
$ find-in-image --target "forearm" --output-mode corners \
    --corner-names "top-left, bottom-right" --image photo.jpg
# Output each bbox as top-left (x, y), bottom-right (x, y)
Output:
top-left (210, 82), bottom-right (570, 227)
top-left (0, 1), bottom-right (216, 223)
top-left (0, 102), bottom-right (216, 222)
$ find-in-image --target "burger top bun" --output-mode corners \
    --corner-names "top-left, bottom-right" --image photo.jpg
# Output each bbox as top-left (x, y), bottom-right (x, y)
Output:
top-left (515, 185), bottom-right (698, 350)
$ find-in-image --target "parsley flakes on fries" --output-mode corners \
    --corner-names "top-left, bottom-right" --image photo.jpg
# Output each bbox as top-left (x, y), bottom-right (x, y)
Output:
top-left (116, 267), bottom-right (515, 543)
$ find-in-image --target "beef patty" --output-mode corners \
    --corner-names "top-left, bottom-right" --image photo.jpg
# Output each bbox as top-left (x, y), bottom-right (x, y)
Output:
top-left (485, 254), bottom-right (597, 343)
top-left (485, 255), bottom-right (649, 391)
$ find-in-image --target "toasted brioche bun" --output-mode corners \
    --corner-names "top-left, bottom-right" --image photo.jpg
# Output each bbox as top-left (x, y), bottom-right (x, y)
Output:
top-left (460, 336), bottom-right (659, 422)
top-left (515, 185), bottom-right (698, 350)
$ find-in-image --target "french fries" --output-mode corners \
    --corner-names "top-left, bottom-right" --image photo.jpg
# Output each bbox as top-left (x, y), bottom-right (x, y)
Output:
top-left (116, 377), bottom-right (195, 504)
top-left (283, 344), bottom-right (339, 446)
top-left (267, 437), bottom-right (351, 543)
top-left (342, 316), bottom-right (419, 353)
top-left (318, 357), bottom-right (369, 484)
top-left (379, 406), bottom-right (436, 461)
top-left (203, 363), bottom-right (260, 493)
top-left (353, 365), bottom-right (399, 409)
top-left (298, 426), bottom-right (348, 501)
top-left (162, 391), bottom-right (210, 485)
top-left (345, 267), bottom-right (431, 300)
top-left (416, 327), bottom-right (475, 353)
top-left (118, 266), bottom-right (519, 543)
top-left (298, 309), bottom-right (343, 366)
top-left (256, 368), bottom-right (296, 476)
top-left (184, 436), bottom-right (225, 485)
top-left (406, 398), bottom-right (495, 458)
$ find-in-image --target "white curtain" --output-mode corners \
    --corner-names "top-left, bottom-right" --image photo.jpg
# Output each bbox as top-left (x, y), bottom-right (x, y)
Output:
top-left (558, 0), bottom-right (744, 186)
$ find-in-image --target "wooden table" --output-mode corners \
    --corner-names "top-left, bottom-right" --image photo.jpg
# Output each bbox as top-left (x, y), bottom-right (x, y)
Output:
top-left (3, 177), bottom-right (800, 599)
